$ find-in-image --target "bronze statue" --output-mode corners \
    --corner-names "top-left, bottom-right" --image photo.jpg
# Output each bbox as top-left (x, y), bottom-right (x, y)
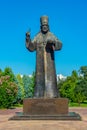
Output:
top-left (26, 16), bottom-right (62, 98)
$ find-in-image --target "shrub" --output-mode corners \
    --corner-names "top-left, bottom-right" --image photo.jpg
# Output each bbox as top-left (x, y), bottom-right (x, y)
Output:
top-left (0, 75), bottom-right (18, 108)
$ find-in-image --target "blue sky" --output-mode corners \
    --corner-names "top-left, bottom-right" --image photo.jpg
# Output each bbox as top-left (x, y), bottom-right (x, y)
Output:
top-left (0, 0), bottom-right (87, 76)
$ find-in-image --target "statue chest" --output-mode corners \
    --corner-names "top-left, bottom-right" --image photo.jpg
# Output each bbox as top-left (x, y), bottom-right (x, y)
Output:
top-left (36, 34), bottom-right (51, 49)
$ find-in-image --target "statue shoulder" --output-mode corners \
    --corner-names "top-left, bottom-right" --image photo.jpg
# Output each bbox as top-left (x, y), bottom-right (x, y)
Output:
top-left (32, 32), bottom-right (42, 43)
top-left (48, 32), bottom-right (57, 39)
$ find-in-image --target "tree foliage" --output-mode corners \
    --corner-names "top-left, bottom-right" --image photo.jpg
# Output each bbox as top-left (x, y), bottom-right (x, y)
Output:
top-left (59, 67), bottom-right (87, 105)
top-left (15, 74), bottom-right (25, 103)
top-left (0, 75), bottom-right (18, 108)
top-left (59, 70), bottom-right (78, 101)
top-left (22, 72), bottom-right (35, 98)
top-left (1, 65), bottom-right (87, 108)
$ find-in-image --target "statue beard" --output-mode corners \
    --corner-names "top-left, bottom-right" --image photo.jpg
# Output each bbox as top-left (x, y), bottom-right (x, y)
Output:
top-left (41, 25), bottom-right (49, 34)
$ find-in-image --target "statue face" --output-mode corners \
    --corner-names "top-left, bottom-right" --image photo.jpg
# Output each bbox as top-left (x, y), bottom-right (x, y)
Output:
top-left (41, 24), bottom-right (49, 33)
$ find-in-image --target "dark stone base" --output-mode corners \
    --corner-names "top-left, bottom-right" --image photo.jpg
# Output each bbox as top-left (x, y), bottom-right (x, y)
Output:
top-left (23, 98), bottom-right (69, 115)
top-left (9, 112), bottom-right (81, 120)
top-left (9, 98), bottom-right (81, 120)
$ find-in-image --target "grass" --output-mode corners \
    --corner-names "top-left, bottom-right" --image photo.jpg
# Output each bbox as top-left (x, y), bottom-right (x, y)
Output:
top-left (69, 100), bottom-right (87, 107)
top-left (13, 103), bottom-right (23, 107)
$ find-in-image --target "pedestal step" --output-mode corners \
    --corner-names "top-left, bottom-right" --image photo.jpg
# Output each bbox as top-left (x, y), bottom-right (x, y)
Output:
top-left (9, 112), bottom-right (81, 120)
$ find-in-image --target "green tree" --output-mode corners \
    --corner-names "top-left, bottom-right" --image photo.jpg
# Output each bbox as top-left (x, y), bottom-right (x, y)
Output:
top-left (59, 70), bottom-right (79, 102)
top-left (16, 74), bottom-right (25, 103)
top-left (0, 75), bottom-right (18, 108)
top-left (28, 72), bottom-right (35, 96)
top-left (59, 68), bottom-right (87, 105)
top-left (0, 69), bottom-right (2, 76)
top-left (78, 66), bottom-right (87, 97)
top-left (22, 72), bottom-right (35, 98)
top-left (3, 67), bottom-right (17, 82)
top-left (0, 67), bottom-right (19, 108)
top-left (74, 77), bottom-right (86, 106)
top-left (79, 66), bottom-right (87, 78)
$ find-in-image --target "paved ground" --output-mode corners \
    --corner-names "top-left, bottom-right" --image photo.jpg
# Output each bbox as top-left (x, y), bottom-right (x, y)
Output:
top-left (0, 107), bottom-right (87, 130)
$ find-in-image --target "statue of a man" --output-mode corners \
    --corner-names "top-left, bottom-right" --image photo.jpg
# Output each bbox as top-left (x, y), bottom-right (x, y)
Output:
top-left (26, 16), bottom-right (62, 98)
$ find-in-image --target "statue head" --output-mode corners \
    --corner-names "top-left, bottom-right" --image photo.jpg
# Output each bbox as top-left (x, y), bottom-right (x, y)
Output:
top-left (40, 16), bottom-right (49, 33)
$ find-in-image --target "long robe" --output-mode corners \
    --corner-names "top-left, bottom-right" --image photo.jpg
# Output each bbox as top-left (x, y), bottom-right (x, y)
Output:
top-left (26, 31), bottom-right (62, 98)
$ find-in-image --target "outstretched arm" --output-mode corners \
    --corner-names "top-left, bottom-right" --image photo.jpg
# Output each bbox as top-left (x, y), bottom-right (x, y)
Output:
top-left (50, 34), bottom-right (62, 51)
top-left (54, 38), bottom-right (62, 51)
top-left (46, 34), bottom-right (62, 51)
top-left (26, 32), bottom-right (36, 52)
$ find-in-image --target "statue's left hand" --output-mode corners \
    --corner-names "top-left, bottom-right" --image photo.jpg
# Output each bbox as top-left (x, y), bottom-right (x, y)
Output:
top-left (46, 40), bottom-right (55, 50)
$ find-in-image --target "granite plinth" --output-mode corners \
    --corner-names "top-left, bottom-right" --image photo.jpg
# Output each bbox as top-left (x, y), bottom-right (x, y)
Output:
top-left (9, 98), bottom-right (81, 120)
top-left (23, 98), bottom-right (68, 115)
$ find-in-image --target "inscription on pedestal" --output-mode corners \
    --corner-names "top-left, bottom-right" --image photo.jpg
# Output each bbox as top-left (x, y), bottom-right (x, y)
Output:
top-left (23, 98), bottom-right (68, 115)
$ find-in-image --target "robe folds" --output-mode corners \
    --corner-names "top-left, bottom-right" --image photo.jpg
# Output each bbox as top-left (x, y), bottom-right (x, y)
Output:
top-left (26, 31), bottom-right (62, 98)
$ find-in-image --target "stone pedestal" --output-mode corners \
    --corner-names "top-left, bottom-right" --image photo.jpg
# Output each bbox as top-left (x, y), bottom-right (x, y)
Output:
top-left (9, 98), bottom-right (81, 120)
top-left (23, 98), bottom-right (68, 115)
